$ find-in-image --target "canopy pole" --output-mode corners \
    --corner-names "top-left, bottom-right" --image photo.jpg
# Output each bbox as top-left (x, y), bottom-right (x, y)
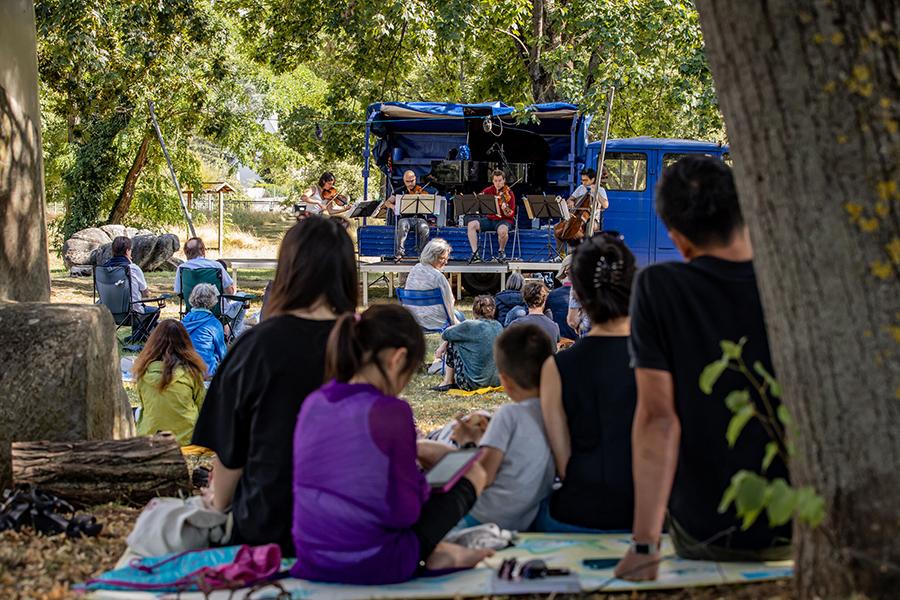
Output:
top-left (587, 88), bottom-right (615, 237)
top-left (362, 109), bottom-right (375, 203)
top-left (148, 100), bottom-right (196, 238)
top-left (569, 112), bottom-right (578, 195)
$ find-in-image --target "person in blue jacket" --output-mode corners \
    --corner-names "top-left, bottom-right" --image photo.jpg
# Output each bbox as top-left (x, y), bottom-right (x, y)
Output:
top-left (182, 283), bottom-right (227, 377)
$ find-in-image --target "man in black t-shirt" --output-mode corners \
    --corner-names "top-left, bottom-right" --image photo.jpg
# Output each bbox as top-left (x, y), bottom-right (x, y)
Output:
top-left (615, 156), bottom-right (792, 581)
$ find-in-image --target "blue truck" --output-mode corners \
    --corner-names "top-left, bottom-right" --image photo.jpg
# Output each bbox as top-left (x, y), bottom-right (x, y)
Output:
top-left (357, 102), bottom-right (728, 291)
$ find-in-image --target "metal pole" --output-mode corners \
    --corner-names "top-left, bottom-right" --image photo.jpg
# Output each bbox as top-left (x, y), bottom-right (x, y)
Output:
top-left (587, 88), bottom-right (615, 237)
top-left (218, 191), bottom-right (224, 252)
top-left (148, 100), bottom-right (196, 238)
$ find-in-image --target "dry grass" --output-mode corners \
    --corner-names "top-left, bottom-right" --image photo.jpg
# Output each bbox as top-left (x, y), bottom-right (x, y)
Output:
top-left (26, 215), bottom-right (795, 597)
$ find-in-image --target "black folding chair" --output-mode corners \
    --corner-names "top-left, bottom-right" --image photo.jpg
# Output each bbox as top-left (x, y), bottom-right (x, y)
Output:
top-left (93, 265), bottom-right (167, 349)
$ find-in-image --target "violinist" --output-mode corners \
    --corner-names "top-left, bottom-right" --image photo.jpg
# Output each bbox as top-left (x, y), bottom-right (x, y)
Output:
top-left (467, 169), bottom-right (516, 264)
top-left (385, 170), bottom-right (431, 261)
top-left (300, 172), bottom-right (351, 217)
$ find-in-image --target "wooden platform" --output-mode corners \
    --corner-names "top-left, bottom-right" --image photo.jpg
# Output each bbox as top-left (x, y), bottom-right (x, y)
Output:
top-left (222, 257), bottom-right (564, 306)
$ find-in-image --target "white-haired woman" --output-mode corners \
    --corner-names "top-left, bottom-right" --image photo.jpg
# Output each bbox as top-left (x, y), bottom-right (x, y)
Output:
top-left (182, 283), bottom-right (227, 377)
top-left (404, 238), bottom-right (464, 330)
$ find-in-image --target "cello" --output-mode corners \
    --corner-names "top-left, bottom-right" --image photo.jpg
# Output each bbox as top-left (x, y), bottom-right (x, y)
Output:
top-left (554, 190), bottom-right (591, 242)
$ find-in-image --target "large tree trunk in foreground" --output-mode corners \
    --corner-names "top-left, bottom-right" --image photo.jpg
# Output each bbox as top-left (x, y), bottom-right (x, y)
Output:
top-left (107, 127), bottom-right (153, 224)
top-left (695, 2), bottom-right (900, 598)
top-left (12, 433), bottom-right (190, 507)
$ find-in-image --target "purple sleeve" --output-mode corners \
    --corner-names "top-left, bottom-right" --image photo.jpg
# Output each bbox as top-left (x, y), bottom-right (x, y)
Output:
top-left (369, 398), bottom-right (430, 526)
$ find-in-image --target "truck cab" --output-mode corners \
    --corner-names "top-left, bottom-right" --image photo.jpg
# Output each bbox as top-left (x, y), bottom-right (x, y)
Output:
top-left (586, 137), bottom-right (730, 265)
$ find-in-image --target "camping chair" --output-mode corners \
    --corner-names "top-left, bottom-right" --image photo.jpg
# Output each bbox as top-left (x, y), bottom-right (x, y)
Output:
top-left (396, 287), bottom-right (453, 334)
top-left (93, 265), bottom-right (167, 348)
top-left (177, 267), bottom-right (254, 342)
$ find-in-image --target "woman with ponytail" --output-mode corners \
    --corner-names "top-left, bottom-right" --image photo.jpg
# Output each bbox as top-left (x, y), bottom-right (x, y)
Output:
top-left (536, 232), bottom-right (638, 532)
top-left (291, 305), bottom-right (492, 585)
top-left (192, 215), bottom-right (357, 556)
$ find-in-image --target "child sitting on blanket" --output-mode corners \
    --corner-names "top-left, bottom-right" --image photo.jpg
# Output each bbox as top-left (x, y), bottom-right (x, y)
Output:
top-left (291, 305), bottom-right (493, 585)
top-left (133, 319), bottom-right (207, 445)
top-left (418, 324), bottom-right (557, 532)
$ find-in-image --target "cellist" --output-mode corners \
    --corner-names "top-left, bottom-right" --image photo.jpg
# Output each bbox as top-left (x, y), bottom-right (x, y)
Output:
top-left (555, 168), bottom-right (610, 248)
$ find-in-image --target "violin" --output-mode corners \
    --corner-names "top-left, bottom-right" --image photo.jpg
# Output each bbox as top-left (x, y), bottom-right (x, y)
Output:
top-left (497, 186), bottom-right (515, 218)
top-left (321, 187), bottom-right (350, 213)
top-left (554, 189), bottom-right (592, 242)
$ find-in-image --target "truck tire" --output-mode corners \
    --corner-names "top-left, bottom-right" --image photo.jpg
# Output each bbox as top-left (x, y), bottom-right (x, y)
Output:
top-left (461, 272), bottom-right (501, 295)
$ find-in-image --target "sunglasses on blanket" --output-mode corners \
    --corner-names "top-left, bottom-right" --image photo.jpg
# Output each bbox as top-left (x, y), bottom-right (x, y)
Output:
top-left (497, 558), bottom-right (571, 580)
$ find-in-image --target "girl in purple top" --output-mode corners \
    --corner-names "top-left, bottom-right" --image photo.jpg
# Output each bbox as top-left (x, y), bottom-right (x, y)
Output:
top-left (291, 304), bottom-right (491, 585)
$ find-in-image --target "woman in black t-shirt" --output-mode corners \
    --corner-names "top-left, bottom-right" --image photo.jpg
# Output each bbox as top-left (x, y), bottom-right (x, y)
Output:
top-left (536, 232), bottom-right (637, 532)
top-left (192, 216), bottom-right (357, 556)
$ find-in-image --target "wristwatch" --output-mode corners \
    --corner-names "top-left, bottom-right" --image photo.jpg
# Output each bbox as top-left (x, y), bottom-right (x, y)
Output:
top-left (630, 538), bottom-right (661, 555)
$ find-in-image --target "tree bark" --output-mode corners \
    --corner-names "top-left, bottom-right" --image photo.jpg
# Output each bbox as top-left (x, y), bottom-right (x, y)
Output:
top-left (108, 127), bottom-right (153, 224)
top-left (12, 433), bottom-right (191, 507)
top-left (694, 2), bottom-right (900, 598)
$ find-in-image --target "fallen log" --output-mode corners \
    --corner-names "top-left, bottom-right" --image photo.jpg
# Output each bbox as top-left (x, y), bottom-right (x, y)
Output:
top-left (11, 432), bottom-right (191, 507)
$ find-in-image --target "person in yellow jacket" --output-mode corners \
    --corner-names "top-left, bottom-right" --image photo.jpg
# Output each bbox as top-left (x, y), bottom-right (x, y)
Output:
top-left (133, 319), bottom-right (208, 445)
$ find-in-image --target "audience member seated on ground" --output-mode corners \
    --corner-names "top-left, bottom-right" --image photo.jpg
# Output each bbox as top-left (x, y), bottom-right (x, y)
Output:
top-left (419, 324), bottom-right (556, 532)
top-left (615, 157), bottom-right (792, 582)
top-left (493, 273), bottom-right (525, 324)
top-left (182, 283), bottom-right (227, 378)
top-left (133, 319), bottom-right (208, 446)
top-left (291, 305), bottom-right (492, 585)
top-left (432, 295), bottom-right (503, 392)
top-left (192, 216), bottom-right (358, 557)
top-left (103, 236), bottom-right (160, 342)
top-left (505, 281), bottom-right (560, 349)
top-left (547, 256), bottom-right (579, 341)
top-left (175, 237), bottom-right (248, 336)
top-left (538, 232), bottom-right (638, 533)
top-left (405, 238), bottom-right (464, 329)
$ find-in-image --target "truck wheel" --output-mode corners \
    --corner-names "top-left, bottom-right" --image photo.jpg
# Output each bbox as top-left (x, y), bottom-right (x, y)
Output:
top-left (461, 273), bottom-right (501, 295)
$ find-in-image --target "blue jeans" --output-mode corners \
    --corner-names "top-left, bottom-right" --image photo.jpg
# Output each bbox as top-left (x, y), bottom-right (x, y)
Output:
top-left (531, 497), bottom-right (627, 534)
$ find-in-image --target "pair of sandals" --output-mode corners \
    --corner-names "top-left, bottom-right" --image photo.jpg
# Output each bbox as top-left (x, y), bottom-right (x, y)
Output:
top-left (467, 251), bottom-right (509, 264)
top-left (0, 485), bottom-right (102, 538)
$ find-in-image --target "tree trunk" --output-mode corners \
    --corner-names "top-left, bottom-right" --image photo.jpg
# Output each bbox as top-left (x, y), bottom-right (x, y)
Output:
top-left (12, 433), bottom-right (191, 507)
top-left (108, 127), bottom-right (153, 224)
top-left (694, 2), bottom-right (900, 598)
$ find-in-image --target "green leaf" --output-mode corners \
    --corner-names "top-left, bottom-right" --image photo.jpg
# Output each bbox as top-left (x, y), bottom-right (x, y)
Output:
top-left (720, 337), bottom-right (746, 360)
top-left (699, 357), bottom-right (729, 395)
top-left (753, 361), bottom-right (782, 398)
top-left (766, 478), bottom-right (796, 527)
top-left (762, 441), bottom-right (779, 472)
top-left (734, 471), bottom-right (768, 530)
top-left (795, 487), bottom-right (826, 528)
top-left (718, 478), bottom-right (740, 514)
top-left (777, 404), bottom-right (793, 428)
top-left (726, 404), bottom-right (755, 448)
top-left (725, 389), bottom-right (751, 413)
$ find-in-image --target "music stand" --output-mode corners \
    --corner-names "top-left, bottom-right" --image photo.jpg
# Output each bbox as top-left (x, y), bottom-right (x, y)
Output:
top-left (524, 195), bottom-right (567, 261)
top-left (348, 200), bottom-right (380, 219)
top-left (398, 194), bottom-right (437, 217)
top-left (454, 194), bottom-right (500, 219)
top-left (372, 200), bottom-right (390, 220)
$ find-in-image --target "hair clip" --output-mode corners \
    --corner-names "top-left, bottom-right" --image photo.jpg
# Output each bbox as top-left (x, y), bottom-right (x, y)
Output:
top-left (353, 313), bottom-right (362, 322)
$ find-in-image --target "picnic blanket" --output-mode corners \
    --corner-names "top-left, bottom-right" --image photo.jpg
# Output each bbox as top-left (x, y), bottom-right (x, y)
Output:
top-left (87, 533), bottom-right (793, 599)
top-left (447, 385), bottom-right (504, 397)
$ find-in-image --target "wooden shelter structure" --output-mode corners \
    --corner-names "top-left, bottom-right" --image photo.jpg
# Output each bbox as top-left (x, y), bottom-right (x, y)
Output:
top-left (184, 182), bottom-right (236, 251)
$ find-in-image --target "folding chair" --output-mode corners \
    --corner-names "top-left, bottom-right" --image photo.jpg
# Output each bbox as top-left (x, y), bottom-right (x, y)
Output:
top-left (177, 267), bottom-right (254, 342)
top-left (93, 265), bottom-right (167, 348)
top-left (396, 287), bottom-right (453, 334)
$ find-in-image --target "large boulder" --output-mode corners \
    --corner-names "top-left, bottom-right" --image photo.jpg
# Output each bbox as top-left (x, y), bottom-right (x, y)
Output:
top-left (0, 302), bottom-right (134, 489)
top-left (89, 233), bottom-right (180, 272)
top-left (62, 226), bottom-right (153, 270)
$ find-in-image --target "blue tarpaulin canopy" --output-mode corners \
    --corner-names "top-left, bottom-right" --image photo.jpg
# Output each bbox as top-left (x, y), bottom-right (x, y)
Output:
top-left (361, 101), bottom-right (591, 200)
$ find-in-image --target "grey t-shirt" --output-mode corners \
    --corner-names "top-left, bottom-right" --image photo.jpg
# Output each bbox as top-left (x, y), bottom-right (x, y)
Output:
top-left (508, 313), bottom-right (560, 347)
top-left (470, 398), bottom-right (556, 530)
